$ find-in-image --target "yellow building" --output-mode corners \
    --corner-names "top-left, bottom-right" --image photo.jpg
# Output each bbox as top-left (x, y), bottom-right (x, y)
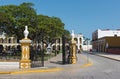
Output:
top-left (92, 36), bottom-right (120, 54)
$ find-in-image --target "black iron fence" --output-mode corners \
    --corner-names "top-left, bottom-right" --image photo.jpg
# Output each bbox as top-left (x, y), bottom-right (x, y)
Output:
top-left (0, 35), bottom-right (70, 67)
top-left (0, 45), bottom-right (21, 61)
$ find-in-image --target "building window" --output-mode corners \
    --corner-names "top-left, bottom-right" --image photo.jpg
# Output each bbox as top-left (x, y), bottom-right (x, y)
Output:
top-left (80, 38), bottom-right (82, 44)
top-left (74, 38), bottom-right (77, 43)
top-left (8, 38), bottom-right (11, 43)
top-left (57, 45), bottom-right (60, 50)
top-left (53, 45), bottom-right (56, 50)
top-left (17, 39), bottom-right (19, 43)
top-left (114, 34), bottom-right (117, 37)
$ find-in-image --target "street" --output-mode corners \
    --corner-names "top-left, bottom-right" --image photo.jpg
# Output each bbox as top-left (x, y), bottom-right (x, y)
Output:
top-left (0, 52), bottom-right (120, 79)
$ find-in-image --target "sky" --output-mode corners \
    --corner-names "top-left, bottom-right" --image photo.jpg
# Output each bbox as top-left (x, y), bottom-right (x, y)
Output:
top-left (0, 0), bottom-right (120, 39)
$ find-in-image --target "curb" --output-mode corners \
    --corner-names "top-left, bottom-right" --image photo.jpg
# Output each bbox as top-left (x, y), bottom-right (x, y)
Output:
top-left (0, 67), bottom-right (63, 74)
top-left (11, 68), bottom-right (63, 74)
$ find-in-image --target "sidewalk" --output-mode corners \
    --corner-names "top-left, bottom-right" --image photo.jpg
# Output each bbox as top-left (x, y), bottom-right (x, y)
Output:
top-left (0, 53), bottom-right (92, 74)
top-left (45, 53), bottom-right (91, 68)
top-left (91, 52), bottom-right (120, 61)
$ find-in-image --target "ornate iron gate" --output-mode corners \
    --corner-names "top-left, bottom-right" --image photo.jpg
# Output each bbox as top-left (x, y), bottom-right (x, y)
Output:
top-left (30, 45), bottom-right (43, 67)
top-left (62, 35), bottom-right (70, 64)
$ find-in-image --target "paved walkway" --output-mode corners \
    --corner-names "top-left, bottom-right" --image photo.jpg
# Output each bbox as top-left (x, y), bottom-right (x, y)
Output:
top-left (45, 53), bottom-right (89, 68)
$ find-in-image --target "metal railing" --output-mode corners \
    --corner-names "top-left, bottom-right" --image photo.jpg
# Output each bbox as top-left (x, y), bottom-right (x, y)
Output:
top-left (0, 48), bottom-right (21, 61)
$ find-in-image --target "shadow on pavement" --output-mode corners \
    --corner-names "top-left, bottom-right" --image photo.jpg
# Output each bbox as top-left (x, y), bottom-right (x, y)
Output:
top-left (50, 61), bottom-right (63, 65)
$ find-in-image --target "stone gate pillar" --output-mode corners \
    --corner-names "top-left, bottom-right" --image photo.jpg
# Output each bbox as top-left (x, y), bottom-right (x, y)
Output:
top-left (70, 39), bottom-right (77, 64)
top-left (69, 30), bottom-right (77, 64)
top-left (19, 26), bottom-right (32, 69)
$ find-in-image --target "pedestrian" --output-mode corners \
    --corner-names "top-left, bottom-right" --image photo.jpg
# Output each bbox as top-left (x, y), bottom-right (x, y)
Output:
top-left (77, 49), bottom-right (81, 54)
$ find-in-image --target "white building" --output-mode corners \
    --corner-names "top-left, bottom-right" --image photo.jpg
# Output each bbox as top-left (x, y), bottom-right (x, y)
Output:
top-left (0, 32), bottom-right (19, 48)
top-left (92, 29), bottom-right (120, 40)
top-left (74, 33), bottom-right (84, 50)
top-left (71, 30), bottom-right (83, 50)
top-left (82, 38), bottom-right (92, 51)
top-left (71, 30), bottom-right (92, 51)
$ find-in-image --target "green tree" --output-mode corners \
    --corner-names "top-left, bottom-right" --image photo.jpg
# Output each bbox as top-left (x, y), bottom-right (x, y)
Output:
top-left (0, 5), bottom-right (16, 35)
top-left (36, 15), bottom-right (65, 44)
top-left (0, 2), bottom-right (37, 39)
top-left (0, 2), bottom-right (70, 42)
top-left (15, 2), bottom-right (37, 39)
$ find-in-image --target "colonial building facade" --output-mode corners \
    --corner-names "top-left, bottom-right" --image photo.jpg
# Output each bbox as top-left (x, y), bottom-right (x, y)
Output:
top-left (74, 33), bottom-right (83, 50)
top-left (72, 31), bottom-right (92, 51)
top-left (0, 32), bottom-right (19, 48)
top-left (0, 30), bottom-right (92, 52)
top-left (92, 29), bottom-right (120, 54)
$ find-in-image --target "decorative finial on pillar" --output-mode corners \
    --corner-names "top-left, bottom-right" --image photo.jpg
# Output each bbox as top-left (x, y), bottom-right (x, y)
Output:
top-left (24, 26), bottom-right (29, 39)
top-left (71, 30), bottom-right (75, 40)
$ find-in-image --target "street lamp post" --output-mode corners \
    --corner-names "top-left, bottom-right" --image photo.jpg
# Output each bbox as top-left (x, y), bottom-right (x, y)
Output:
top-left (41, 30), bottom-right (44, 67)
top-left (86, 38), bottom-right (90, 63)
top-left (62, 35), bottom-right (66, 64)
